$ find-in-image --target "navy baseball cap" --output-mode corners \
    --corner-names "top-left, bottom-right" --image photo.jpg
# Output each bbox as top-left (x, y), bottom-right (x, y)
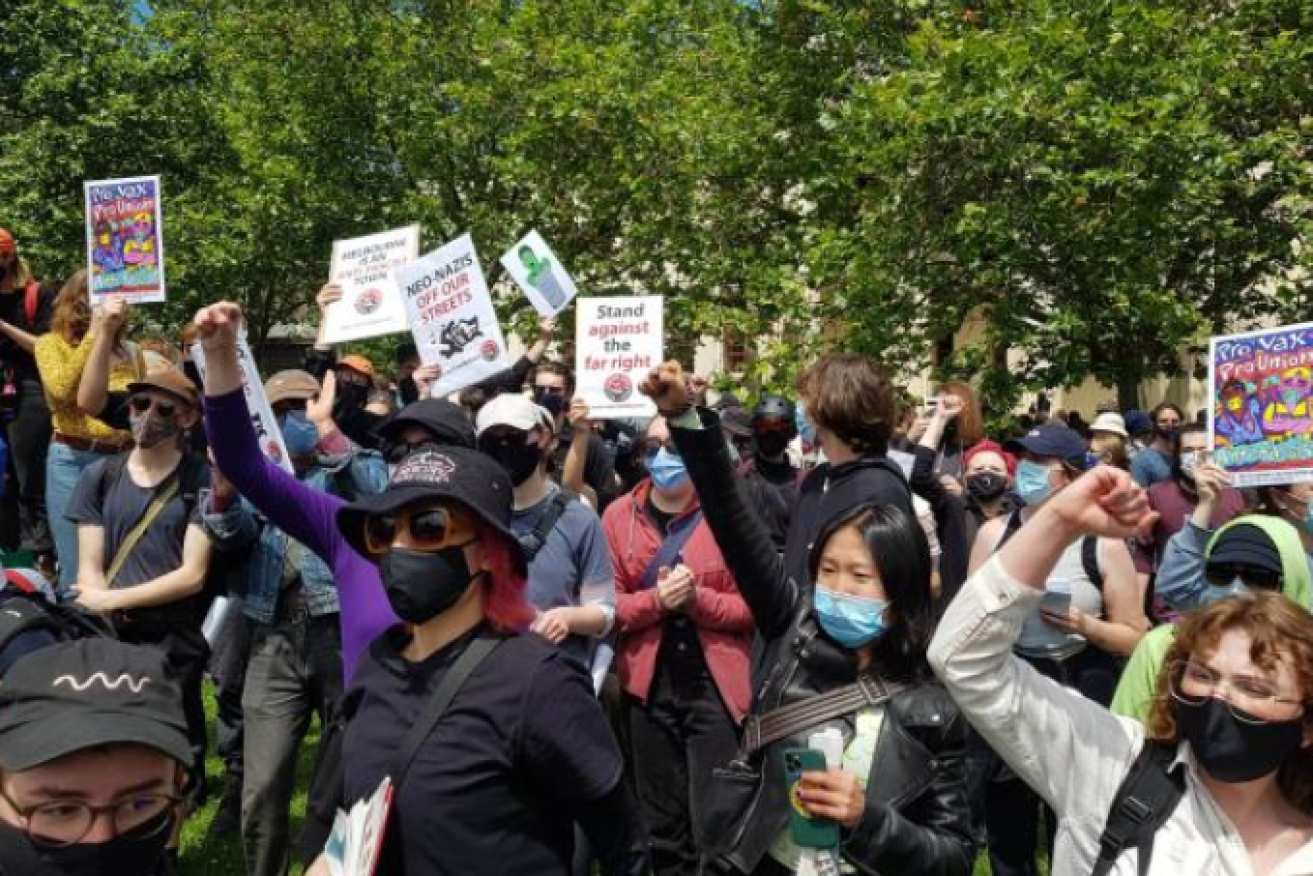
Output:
top-left (1005, 423), bottom-right (1092, 468)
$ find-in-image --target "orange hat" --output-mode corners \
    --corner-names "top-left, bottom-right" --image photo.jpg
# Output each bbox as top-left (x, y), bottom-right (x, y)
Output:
top-left (337, 355), bottom-right (375, 379)
top-left (0, 228), bottom-right (15, 255)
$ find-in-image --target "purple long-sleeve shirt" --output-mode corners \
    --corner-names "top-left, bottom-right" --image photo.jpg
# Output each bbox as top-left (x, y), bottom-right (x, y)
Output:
top-left (205, 388), bottom-right (397, 680)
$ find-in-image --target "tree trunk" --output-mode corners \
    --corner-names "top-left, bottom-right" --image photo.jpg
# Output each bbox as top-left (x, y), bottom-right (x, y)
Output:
top-left (1117, 374), bottom-right (1141, 412)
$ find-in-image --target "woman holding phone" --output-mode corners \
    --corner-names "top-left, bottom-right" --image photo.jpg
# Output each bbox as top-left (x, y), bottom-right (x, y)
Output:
top-left (640, 362), bottom-right (974, 876)
top-left (968, 421), bottom-right (1147, 876)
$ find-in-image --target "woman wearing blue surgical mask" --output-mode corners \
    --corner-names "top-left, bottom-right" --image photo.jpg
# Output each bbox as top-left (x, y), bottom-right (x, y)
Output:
top-left (967, 422), bottom-right (1147, 876)
top-left (637, 368), bottom-right (973, 876)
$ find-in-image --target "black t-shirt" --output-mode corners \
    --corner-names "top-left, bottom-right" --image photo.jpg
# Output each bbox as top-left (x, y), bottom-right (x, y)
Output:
top-left (343, 627), bottom-right (623, 876)
top-left (65, 454), bottom-right (208, 622)
top-left (0, 281), bottom-right (54, 379)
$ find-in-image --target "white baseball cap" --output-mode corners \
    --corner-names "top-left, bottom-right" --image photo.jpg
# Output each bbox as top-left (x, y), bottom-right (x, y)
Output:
top-left (475, 392), bottom-right (556, 437)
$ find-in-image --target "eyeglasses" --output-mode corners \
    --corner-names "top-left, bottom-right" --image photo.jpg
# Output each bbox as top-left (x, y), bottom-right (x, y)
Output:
top-left (0, 787), bottom-right (179, 847)
top-left (128, 395), bottom-right (178, 420)
top-left (639, 438), bottom-right (679, 460)
top-left (1204, 564), bottom-right (1282, 593)
top-left (533, 385), bottom-right (567, 397)
top-left (272, 400), bottom-right (308, 418)
top-left (364, 504), bottom-right (476, 555)
top-left (1168, 660), bottom-right (1305, 725)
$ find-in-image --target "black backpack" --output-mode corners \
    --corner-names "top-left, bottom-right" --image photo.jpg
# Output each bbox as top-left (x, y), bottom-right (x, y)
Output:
top-left (1091, 740), bottom-right (1186, 876)
top-left (0, 588), bottom-right (114, 677)
top-left (517, 489), bottom-right (577, 563)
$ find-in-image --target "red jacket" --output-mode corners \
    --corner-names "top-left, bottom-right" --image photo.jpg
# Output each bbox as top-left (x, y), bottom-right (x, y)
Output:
top-left (603, 480), bottom-right (754, 722)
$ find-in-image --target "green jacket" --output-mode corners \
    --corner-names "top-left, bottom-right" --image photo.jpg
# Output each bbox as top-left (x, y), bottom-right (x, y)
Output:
top-left (1109, 515), bottom-right (1310, 722)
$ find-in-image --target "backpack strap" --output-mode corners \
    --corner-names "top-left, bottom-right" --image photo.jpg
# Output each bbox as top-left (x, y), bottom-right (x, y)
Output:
top-left (1091, 740), bottom-right (1185, 876)
top-left (518, 489), bottom-right (574, 563)
top-left (1082, 536), bottom-right (1105, 593)
top-left (996, 510), bottom-right (1025, 550)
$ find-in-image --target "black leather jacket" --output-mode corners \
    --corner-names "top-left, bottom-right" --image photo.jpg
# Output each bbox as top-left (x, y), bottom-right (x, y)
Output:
top-left (671, 411), bottom-right (975, 876)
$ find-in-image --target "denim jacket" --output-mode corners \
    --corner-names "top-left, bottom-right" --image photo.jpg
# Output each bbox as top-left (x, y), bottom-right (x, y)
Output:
top-left (203, 439), bottom-right (387, 625)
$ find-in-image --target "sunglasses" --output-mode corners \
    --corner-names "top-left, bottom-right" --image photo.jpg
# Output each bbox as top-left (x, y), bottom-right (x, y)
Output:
top-left (129, 395), bottom-right (178, 420)
top-left (1204, 563), bottom-right (1282, 593)
top-left (384, 438), bottom-right (439, 465)
top-left (639, 437), bottom-right (679, 460)
top-left (364, 504), bottom-right (476, 555)
top-left (533, 385), bottom-right (567, 397)
top-left (478, 430), bottom-right (532, 454)
top-left (272, 400), bottom-right (308, 418)
top-left (752, 416), bottom-right (793, 433)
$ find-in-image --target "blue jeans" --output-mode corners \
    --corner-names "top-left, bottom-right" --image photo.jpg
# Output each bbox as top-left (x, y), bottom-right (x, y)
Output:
top-left (45, 440), bottom-right (104, 593)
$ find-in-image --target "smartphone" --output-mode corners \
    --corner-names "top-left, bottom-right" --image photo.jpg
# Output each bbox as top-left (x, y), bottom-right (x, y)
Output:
top-left (784, 748), bottom-right (840, 849)
top-left (1041, 577), bottom-right (1073, 618)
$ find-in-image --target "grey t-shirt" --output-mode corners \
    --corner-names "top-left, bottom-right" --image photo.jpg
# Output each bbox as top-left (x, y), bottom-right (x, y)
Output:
top-left (66, 454), bottom-right (207, 620)
top-left (511, 485), bottom-right (615, 668)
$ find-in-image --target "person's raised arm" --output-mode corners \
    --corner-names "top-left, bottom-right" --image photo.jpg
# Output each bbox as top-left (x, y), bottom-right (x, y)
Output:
top-left (76, 296), bottom-right (128, 416)
top-left (562, 398), bottom-right (599, 507)
top-left (640, 361), bottom-right (797, 638)
top-left (524, 316), bottom-right (556, 365)
top-left (1153, 462), bottom-right (1231, 610)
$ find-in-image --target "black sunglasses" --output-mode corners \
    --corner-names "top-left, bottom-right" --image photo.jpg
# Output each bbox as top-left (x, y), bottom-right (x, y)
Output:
top-left (639, 437), bottom-right (679, 459)
top-left (384, 438), bottom-right (439, 465)
top-left (129, 395), bottom-right (178, 420)
top-left (1205, 564), bottom-right (1282, 593)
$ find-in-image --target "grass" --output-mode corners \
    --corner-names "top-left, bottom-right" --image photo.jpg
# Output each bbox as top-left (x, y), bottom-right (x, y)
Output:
top-left (179, 681), bottom-right (322, 875)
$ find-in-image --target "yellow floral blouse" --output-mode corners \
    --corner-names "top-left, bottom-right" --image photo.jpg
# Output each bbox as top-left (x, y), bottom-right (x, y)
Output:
top-left (34, 333), bottom-right (143, 443)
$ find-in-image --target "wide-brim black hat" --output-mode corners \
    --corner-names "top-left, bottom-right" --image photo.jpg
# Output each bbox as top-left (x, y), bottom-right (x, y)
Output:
top-left (337, 447), bottom-right (526, 575)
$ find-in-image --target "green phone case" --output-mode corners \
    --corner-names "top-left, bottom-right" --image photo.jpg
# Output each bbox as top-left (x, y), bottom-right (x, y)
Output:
top-left (784, 747), bottom-right (841, 848)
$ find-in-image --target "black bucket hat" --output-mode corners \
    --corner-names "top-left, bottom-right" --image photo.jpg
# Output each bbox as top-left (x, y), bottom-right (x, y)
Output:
top-left (337, 447), bottom-right (526, 574)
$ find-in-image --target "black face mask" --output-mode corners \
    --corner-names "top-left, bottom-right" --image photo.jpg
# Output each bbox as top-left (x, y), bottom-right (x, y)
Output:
top-left (334, 382), bottom-right (368, 420)
top-left (480, 441), bottom-right (543, 487)
top-left (0, 811), bottom-right (174, 876)
top-left (1174, 696), bottom-right (1306, 783)
top-left (534, 390), bottom-right (565, 418)
top-left (967, 471), bottom-right (1009, 502)
top-left (1156, 425), bottom-right (1179, 442)
top-left (380, 545), bottom-right (482, 625)
top-left (755, 431), bottom-right (791, 459)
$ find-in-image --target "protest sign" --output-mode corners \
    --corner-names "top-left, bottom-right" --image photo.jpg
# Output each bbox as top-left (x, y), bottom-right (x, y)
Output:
top-left (1210, 321), bottom-right (1313, 487)
top-left (499, 230), bottom-right (578, 317)
top-left (323, 225), bottom-right (421, 344)
top-left (190, 334), bottom-right (293, 474)
top-left (576, 296), bottom-right (663, 419)
top-left (396, 233), bottom-right (511, 399)
top-left (84, 175), bottom-right (166, 304)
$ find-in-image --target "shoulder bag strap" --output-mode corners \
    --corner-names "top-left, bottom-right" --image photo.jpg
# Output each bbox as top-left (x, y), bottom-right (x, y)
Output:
top-left (520, 490), bottom-right (573, 563)
top-left (105, 475), bottom-right (181, 586)
top-left (637, 508), bottom-right (704, 591)
top-left (742, 676), bottom-right (909, 759)
top-left (389, 635), bottom-right (504, 790)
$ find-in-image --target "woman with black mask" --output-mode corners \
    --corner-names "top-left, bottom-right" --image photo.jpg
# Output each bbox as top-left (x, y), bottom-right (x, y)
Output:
top-left (640, 363), bottom-right (974, 876)
top-left (932, 466), bottom-right (1313, 875)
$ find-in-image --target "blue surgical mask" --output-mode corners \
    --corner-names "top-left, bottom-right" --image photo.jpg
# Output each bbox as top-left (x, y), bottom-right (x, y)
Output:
top-left (649, 448), bottom-right (689, 492)
top-left (1015, 459), bottom-right (1056, 506)
top-left (813, 586), bottom-right (888, 649)
top-left (281, 410), bottom-right (320, 456)
top-left (1206, 576), bottom-right (1246, 604)
top-left (795, 403), bottom-right (817, 445)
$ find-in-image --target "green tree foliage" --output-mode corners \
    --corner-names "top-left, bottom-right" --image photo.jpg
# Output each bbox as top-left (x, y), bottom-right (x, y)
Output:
top-left (1, 0), bottom-right (1309, 401)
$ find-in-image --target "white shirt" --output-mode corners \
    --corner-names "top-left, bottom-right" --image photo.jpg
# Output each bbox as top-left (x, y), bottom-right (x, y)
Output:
top-left (928, 557), bottom-right (1313, 876)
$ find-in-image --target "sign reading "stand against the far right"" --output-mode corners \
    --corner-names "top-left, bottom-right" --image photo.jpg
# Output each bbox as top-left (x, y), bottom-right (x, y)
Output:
top-left (575, 296), bottom-right (663, 420)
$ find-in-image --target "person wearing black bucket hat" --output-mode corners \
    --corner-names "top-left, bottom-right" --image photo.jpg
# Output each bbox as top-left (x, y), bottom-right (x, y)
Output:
top-left (305, 444), bottom-right (648, 876)
top-left (970, 422), bottom-right (1148, 876)
top-left (0, 638), bottom-right (190, 875)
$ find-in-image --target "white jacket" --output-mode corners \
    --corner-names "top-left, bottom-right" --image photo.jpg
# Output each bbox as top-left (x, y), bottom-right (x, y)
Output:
top-left (928, 556), bottom-right (1313, 876)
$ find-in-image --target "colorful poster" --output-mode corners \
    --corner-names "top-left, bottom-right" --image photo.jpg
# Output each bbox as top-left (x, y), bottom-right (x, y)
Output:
top-left (84, 175), bottom-right (166, 303)
top-left (396, 233), bottom-right (510, 399)
top-left (499, 230), bottom-right (579, 317)
top-left (576, 296), bottom-right (663, 420)
top-left (1210, 322), bottom-right (1313, 487)
top-left (323, 225), bottom-right (421, 344)
top-left (190, 334), bottom-right (293, 474)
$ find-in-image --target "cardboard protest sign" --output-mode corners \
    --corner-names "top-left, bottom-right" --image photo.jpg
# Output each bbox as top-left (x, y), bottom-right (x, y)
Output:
top-left (190, 334), bottom-right (294, 474)
top-left (84, 175), bottom-right (166, 304)
top-left (576, 296), bottom-right (663, 419)
top-left (396, 233), bottom-right (511, 399)
top-left (499, 230), bottom-right (578, 317)
top-left (323, 225), bottom-right (421, 344)
top-left (1210, 322), bottom-right (1313, 487)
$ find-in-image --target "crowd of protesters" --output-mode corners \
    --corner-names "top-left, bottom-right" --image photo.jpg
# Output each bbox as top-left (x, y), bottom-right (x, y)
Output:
top-left (2, 223), bottom-right (1313, 876)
